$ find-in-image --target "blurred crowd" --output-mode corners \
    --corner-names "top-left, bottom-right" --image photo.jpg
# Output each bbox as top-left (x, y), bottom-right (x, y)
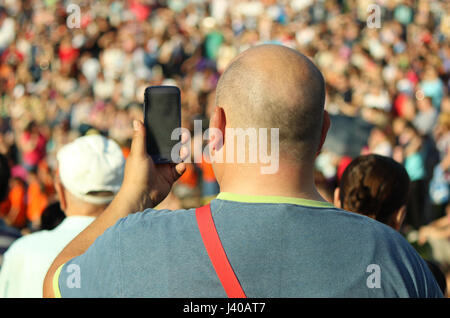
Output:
top-left (0, 0), bottom-right (449, 270)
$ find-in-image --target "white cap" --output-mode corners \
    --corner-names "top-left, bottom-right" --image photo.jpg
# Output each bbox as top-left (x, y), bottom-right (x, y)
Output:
top-left (57, 134), bottom-right (125, 205)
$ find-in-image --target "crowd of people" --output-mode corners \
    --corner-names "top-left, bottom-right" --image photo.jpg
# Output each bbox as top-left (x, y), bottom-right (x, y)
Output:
top-left (0, 0), bottom-right (449, 297)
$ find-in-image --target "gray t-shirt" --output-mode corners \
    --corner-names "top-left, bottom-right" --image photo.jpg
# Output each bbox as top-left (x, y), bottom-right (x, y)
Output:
top-left (54, 193), bottom-right (442, 297)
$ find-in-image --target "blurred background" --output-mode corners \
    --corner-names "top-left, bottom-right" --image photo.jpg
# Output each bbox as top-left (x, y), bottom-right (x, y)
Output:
top-left (0, 0), bottom-right (448, 283)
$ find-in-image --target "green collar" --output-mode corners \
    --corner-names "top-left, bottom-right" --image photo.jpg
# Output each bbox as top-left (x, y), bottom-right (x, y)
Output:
top-left (216, 192), bottom-right (335, 208)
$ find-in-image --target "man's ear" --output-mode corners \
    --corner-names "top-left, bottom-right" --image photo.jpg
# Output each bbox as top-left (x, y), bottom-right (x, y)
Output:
top-left (316, 110), bottom-right (331, 157)
top-left (333, 187), bottom-right (342, 208)
top-left (392, 205), bottom-right (407, 231)
top-left (208, 106), bottom-right (226, 153)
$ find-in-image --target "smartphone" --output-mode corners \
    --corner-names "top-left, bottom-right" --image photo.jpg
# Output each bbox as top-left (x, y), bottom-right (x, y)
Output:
top-left (143, 86), bottom-right (181, 164)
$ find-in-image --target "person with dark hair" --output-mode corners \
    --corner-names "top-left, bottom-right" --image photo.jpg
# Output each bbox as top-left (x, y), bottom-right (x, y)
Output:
top-left (44, 45), bottom-right (442, 298)
top-left (397, 121), bottom-right (428, 230)
top-left (0, 153), bottom-right (9, 202)
top-left (426, 260), bottom-right (448, 297)
top-left (0, 153), bottom-right (21, 268)
top-left (335, 154), bottom-right (447, 296)
top-left (334, 154), bottom-right (410, 231)
top-left (39, 202), bottom-right (65, 231)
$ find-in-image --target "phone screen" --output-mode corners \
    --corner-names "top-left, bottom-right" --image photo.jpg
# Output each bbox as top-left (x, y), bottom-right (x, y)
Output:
top-left (143, 86), bottom-right (181, 164)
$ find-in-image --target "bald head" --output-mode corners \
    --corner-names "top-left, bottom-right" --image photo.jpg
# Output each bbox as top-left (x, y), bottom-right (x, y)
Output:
top-left (215, 44), bottom-right (326, 161)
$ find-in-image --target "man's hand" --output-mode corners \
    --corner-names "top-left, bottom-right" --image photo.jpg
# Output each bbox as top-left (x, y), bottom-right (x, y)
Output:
top-left (120, 120), bottom-right (187, 212)
top-left (43, 120), bottom-right (187, 297)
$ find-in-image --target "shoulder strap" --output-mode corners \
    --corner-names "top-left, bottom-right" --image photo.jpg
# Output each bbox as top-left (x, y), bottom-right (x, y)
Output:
top-left (195, 204), bottom-right (246, 298)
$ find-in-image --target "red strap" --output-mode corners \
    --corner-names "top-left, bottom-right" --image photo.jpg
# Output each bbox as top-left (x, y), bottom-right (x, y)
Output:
top-left (195, 204), bottom-right (246, 298)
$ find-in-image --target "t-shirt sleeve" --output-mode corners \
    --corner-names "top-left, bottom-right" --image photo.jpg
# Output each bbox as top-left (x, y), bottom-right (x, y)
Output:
top-left (56, 221), bottom-right (123, 297)
top-left (400, 237), bottom-right (444, 298)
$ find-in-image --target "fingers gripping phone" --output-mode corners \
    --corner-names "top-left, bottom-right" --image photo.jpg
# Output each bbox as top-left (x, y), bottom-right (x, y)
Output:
top-left (143, 86), bottom-right (181, 164)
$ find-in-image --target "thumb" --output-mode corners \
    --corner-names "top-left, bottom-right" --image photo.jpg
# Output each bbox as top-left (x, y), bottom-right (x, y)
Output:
top-left (130, 120), bottom-right (147, 157)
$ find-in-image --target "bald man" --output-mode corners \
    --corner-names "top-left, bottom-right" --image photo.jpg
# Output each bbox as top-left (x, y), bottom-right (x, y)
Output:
top-left (44, 45), bottom-right (442, 298)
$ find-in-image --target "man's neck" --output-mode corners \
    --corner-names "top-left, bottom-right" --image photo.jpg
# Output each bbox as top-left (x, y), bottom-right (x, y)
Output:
top-left (64, 206), bottom-right (105, 218)
top-left (218, 162), bottom-right (326, 202)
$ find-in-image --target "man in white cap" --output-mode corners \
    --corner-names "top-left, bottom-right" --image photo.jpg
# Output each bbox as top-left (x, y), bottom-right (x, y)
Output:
top-left (0, 134), bottom-right (125, 297)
